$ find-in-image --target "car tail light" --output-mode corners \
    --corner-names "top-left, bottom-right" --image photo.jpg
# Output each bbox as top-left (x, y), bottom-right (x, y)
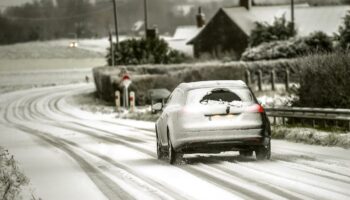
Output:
top-left (246, 104), bottom-right (264, 113)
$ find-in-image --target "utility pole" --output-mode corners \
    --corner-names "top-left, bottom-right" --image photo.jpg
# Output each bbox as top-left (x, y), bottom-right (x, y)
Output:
top-left (109, 30), bottom-right (115, 66)
top-left (112, 0), bottom-right (119, 45)
top-left (291, 0), bottom-right (295, 32)
top-left (144, 0), bottom-right (148, 38)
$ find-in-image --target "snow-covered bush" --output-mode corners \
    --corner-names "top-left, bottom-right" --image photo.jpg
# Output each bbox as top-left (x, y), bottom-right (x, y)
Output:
top-left (0, 147), bottom-right (29, 200)
top-left (242, 31), bottom-right (333, 61)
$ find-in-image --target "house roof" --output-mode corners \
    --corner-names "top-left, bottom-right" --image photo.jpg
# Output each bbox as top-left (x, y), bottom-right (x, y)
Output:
top-left (173, 25), bottom-right (203, 41)
top-left (189, 4), bottom-right (350, 44)
top-left (229, 4), bottom-right (350, 36)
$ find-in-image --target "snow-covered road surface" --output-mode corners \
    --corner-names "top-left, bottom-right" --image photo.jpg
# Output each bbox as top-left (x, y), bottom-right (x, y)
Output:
top-left (0, 84), bottom-right (350, 200)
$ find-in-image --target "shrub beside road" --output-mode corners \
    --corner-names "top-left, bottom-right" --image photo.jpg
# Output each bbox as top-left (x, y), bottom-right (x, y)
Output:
top-left (294, 52), bottom-right (350, 108)
top-left (0, 147), bottom-right (31, 200)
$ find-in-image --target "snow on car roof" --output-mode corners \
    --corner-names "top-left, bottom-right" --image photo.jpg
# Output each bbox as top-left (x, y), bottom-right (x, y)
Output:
top-left (178, 80), bottom-right (247, 91)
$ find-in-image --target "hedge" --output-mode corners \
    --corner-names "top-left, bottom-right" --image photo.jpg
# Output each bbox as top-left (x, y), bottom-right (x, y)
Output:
top-left (293, 52), bottom-right (350, 108)
top-left (93, 59), bottom-right (299, 105)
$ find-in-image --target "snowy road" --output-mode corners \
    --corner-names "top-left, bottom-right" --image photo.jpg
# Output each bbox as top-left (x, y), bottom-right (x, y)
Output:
top-left (0, 84), bottom-right (350, 200)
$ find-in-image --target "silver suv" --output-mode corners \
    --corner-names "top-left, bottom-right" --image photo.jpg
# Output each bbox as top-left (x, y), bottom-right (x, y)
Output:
top-left (154, 81), bottom-right (271, 164)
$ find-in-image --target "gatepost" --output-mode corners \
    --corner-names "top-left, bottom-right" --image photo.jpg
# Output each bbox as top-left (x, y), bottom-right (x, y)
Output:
top-left (129, 91), bottom-right (135, 112)
top-left (121, 74), bottom-right (132, 109)
top-left (115, 90), bottom-right (120, 111)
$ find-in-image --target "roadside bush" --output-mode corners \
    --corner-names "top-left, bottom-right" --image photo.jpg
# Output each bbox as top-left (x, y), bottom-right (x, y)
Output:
top-left (0, 147), bottom-right (29, 200)
top-left (249, 15), bottom-right (296, 47)
top-left (106, 37), bottom-right (188, 66)
top-left (293, 52), bottom-right (350, 108)
top-left (304, 31), bottom-right (333, 52)
top-left (242, 31), bottom-right (333, 61)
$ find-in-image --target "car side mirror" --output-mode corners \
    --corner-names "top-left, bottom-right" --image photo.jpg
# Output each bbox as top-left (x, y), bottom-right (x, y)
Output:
top-left (152, 103), bottom-right (163, 113)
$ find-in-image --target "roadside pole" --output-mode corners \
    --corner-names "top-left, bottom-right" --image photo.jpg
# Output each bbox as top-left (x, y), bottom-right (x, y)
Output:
top-left (109, 31), bottom-right (115, 66)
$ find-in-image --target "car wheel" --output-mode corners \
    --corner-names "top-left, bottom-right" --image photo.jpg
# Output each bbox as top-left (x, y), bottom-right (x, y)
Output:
top-left (168, 136), bottom-right (176, 164)
top-left (156, 132), bottom-right (165, 160)
top-left (239, 150), bottom-right (253, 157)
top-left (255, 140), bottom-right (271, 160)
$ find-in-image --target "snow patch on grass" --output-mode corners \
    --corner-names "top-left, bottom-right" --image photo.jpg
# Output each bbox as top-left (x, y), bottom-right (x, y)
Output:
top-left (272, 126), bottom-right (350, 148)
top-left (68, 90), bottom-right (160, 122)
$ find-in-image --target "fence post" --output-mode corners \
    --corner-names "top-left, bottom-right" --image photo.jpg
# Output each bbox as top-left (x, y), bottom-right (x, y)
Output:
top-left (129, 91), bottom-right (135, 112)
top-left (258, 69), bottom-right (263, 91)
top-left (245, 69), bottom-right (251, 87)
top-left (115, 90), bottom-right (120, 112)
top-left (270, 69), bottom-right (276, 91)
top-left (285, 68), bottom-right (290, 92)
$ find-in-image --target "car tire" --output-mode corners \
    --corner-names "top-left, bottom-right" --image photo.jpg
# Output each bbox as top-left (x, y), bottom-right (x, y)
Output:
top-left (255, 140), bottom-right (271, 160)
top-left (156, 131), bottom-right (165, 160)
top-left (239, 150), bottom-right (253, 157)
top-left (168, 136), bottom-right (176, 164)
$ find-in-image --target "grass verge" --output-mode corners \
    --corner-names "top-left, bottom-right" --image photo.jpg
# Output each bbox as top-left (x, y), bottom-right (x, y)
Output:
top-left (272, 125), bottom-right (350, 148)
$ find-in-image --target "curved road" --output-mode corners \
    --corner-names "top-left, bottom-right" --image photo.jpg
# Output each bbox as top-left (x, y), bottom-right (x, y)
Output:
top-left (0, 84), bottom-right (350, 200)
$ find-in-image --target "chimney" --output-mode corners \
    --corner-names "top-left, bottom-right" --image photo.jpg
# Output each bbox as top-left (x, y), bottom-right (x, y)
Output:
top-left (240, 0), bottom-right (252, 10)
top-left (196, 7), bottom-right (206, 28)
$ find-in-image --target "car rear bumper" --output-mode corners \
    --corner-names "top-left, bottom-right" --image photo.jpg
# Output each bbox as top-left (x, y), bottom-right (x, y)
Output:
top-left (172, 128), bottom-right (267, 153)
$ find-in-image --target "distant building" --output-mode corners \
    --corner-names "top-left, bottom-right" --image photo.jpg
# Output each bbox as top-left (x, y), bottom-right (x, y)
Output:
top-left (187, 0), bottom-right (350, 59)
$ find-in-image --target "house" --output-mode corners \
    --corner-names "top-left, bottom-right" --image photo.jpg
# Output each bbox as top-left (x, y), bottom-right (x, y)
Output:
top-left (187, 0), bottom-right (350, 59)
top-left (166, 7), bottom-right (205, 56)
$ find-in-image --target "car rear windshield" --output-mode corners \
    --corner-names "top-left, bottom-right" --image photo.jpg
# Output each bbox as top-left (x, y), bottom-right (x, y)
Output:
top-left (186, 87), bottom-right (254, 106)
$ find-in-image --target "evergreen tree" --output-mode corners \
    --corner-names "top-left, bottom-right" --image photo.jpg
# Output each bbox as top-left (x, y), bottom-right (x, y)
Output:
top-left (338, 11), bottom-right (350, 50)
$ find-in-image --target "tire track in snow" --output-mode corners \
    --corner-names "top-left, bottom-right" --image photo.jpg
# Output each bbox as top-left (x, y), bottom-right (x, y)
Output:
top-left (1, 87), bottom-right (192, 200)
top-left (3, 105), bottom-right (135, 200)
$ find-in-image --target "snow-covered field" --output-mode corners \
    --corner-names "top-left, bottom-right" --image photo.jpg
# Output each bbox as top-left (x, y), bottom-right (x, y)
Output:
top-left (0, 39), bottom-right (107, 93)
top-left (1, 83), bottom-right (350, 200)
top-left (0, 37), bottom-right (193, 94)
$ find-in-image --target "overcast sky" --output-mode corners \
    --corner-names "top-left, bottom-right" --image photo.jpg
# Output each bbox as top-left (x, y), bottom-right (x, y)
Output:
top-left (0, 0), bottom-right (99, 7)
top-left (1, 0), bottom-right (46, 6)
